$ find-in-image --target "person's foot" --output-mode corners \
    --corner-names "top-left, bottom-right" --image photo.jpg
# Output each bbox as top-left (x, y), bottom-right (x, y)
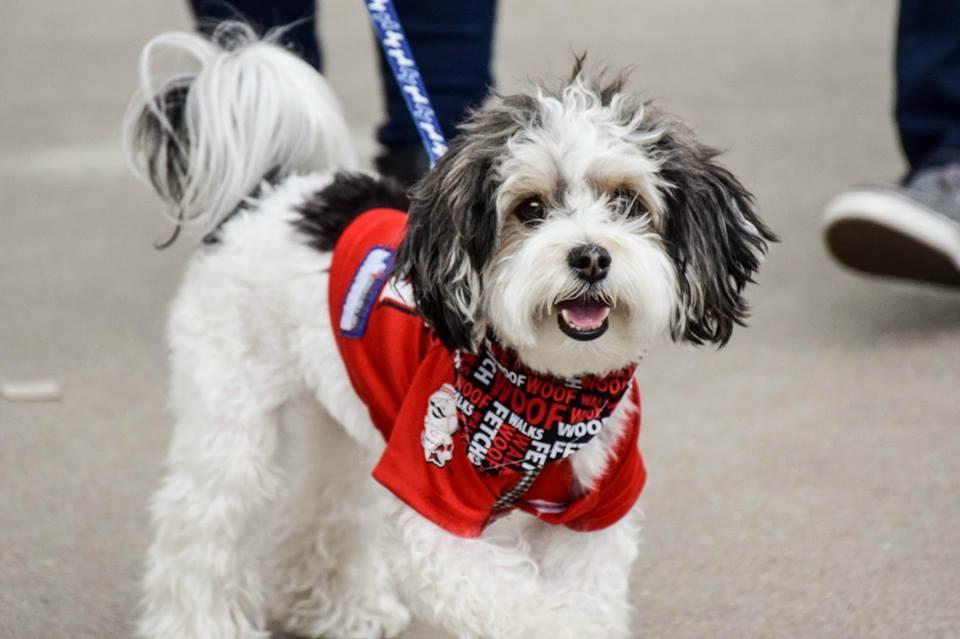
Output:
top-left (823, 164), bottom-right (960, 287)
top-left (375, 144), bottom-right (431, 189)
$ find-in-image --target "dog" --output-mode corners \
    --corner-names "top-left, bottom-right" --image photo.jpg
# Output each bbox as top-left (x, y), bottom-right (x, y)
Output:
top-left (124, 23), bottom-right (774, 639)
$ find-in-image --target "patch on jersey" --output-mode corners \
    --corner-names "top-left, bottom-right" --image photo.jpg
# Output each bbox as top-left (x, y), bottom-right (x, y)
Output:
top-left (340, 246), bottom-right (395, 338)
top-left (421, 384), bottom-right (459, 468)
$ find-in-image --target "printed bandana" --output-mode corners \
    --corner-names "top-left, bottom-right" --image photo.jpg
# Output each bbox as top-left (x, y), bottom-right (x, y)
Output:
top-left (455, 340), bottom-right (638, 476)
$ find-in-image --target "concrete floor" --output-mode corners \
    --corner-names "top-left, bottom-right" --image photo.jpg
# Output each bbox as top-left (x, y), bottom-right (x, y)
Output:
top-left (2, 1), bottom-right (959, 637)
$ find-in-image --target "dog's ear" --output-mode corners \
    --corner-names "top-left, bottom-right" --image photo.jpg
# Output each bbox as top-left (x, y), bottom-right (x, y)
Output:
top-left (395, 136), bottom-right (499, 352)
top-left (395, 98), bottom-right (533, 352)
top-left (653, 126), bottom-right (777, 346)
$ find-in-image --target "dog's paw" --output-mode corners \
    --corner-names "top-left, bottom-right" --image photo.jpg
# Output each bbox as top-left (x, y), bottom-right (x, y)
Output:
top-left (283, 591), bottom-right (410, 639)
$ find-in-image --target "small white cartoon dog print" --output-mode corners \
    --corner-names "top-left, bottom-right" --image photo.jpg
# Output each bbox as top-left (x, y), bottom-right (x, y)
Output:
top-left (421, 384), bottom-right (459, 467)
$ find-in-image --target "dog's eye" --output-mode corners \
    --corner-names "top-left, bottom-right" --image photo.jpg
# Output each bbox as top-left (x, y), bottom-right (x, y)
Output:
top-left (613, 188), bottom-right (638, 211)
top-left (514, 197), bottom-right (547, 225)
top-left (612, 188), bottom-right (649, 218)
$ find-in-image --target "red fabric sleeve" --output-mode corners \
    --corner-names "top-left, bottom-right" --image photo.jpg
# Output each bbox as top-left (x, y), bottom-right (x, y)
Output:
top-left (371, 345), bottom-right (498, 538)
top-left (561, 386), bottom-right (645, 532)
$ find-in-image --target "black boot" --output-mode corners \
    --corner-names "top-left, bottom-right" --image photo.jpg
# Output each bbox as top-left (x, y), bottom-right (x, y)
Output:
top-left (374, 144), bottom-right (431, 189)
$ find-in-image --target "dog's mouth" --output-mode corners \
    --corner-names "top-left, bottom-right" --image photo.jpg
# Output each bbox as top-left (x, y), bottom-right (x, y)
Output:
top-left (555, 295), bottom-right (610, 341)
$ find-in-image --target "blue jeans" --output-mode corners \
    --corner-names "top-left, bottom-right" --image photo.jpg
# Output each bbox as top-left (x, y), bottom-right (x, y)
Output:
top-left (896, 0), bottom-right (960, 174)
top-left (188, 0), bottom-right (496, 149)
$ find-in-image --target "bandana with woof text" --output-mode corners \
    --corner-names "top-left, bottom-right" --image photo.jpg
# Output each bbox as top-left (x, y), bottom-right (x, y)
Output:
top-left (455, 340), bottom-right (638, 477)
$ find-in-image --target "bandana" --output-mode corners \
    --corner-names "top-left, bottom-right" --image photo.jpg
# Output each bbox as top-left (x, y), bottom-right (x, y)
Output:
top-left (329, 208), bottom-right (647, 537)
top-left (457, 338), bottom-right (635, 459)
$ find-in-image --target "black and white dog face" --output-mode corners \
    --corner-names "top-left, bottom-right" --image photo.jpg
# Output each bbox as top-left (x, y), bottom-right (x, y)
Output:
top-left (397, 65), bottom-right (775, 377)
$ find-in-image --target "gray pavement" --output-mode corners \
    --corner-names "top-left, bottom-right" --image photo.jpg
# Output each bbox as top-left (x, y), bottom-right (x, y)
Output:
top-left (2, 1), bottom-right (959, 638)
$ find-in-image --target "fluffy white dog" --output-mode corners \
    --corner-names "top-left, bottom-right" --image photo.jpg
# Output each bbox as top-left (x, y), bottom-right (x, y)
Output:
top-left (125, 23), bottom-right (774, 639)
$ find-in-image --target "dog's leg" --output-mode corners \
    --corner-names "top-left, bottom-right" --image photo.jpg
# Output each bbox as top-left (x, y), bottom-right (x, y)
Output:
top-left (268, 398), bottom-right (410, 639)
top-left (138, 268), bottom-right (295, 639)
top-left (389, 508), bottom-right (641, 639)
top-left (530, 514), bottom-right (640, 637)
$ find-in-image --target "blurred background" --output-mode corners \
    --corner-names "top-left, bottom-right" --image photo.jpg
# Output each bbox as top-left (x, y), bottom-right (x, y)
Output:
top-left (1, 1), bottom-right (958, 637)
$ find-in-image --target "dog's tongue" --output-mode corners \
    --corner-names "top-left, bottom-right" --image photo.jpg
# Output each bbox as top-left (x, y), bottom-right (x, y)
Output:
top-left (559, 299), bottom-right (610, 330)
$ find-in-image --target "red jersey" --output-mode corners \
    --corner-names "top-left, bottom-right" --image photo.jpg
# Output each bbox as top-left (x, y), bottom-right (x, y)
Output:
top-left (328, 208), bottom-right (647, 537)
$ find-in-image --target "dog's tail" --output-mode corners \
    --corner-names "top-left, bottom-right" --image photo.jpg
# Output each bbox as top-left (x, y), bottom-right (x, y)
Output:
top-left (123, 22), bottom-right (356, 237)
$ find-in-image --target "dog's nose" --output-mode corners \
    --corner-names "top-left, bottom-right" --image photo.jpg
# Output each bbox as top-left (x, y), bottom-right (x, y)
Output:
top-left (567, 244), bottom-right (611, 283)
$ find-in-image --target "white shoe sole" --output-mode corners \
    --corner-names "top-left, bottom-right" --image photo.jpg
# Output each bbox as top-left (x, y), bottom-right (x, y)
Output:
top-left (823, 189), bottom-right (960, 288)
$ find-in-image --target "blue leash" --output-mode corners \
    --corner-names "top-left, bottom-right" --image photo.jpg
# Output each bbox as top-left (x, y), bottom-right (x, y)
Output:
top-left (365, 0), bottom-right (449, 165)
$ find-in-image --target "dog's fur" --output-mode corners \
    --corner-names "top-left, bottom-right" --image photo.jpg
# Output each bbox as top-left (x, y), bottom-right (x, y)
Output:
top-left (125, 24), bottom-right (774, 639)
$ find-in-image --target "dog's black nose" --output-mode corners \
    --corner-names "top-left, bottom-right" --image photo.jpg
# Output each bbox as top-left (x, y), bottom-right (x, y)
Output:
top-left (567, 244), bottom-right (611, 283)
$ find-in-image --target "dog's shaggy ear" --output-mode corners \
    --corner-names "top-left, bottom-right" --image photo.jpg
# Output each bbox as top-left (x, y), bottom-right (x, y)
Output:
top-left (395, 97), bottom-right (534, 352)
top-left (395, 139), bottom-right (495, 352)
top-left (653, 123), bottom-right (777, 346)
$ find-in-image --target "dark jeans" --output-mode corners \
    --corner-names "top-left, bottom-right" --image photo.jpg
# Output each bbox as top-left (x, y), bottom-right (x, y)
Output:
top-left (188, 0), bottom-right (496, 149)
top-left (896, 0), bottom-right (960, 174)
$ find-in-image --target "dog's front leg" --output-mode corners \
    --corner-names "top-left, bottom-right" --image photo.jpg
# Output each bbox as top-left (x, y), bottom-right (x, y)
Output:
top-left (137, 284), bottom-right (294, 639)
top-left (531, 512), bottom-right (641, 637)
top-left (389, 508), bottom-right (641, 639)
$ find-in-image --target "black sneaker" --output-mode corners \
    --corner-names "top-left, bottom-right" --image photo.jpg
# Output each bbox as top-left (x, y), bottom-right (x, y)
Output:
top-left (823, 164), bottom-right (960, 287)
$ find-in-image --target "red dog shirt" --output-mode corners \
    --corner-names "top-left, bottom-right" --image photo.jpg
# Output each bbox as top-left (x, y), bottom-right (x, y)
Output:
top-left (328, 208), bottom-right (647, 537)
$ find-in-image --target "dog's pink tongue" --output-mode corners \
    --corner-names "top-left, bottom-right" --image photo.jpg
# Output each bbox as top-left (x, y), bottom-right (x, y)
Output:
top-left (561, 301), bottom-right (610, 329)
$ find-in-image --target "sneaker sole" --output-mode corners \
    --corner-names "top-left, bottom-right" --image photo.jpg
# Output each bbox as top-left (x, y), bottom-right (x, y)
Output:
top-left (823, 190), bottom-right (960, 288)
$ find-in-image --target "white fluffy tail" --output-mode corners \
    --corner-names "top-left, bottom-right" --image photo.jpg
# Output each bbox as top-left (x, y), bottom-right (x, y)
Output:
top-left (123, 22), bottom-right (356, 235)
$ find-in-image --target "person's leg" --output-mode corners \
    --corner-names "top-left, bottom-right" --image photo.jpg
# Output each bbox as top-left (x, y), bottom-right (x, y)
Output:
top-left (895, 0), bottom-right (960, 175)
top-left (188, 0), bottom-right (322, 71)
top-left (374, 0), bottom-right (497, 184)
